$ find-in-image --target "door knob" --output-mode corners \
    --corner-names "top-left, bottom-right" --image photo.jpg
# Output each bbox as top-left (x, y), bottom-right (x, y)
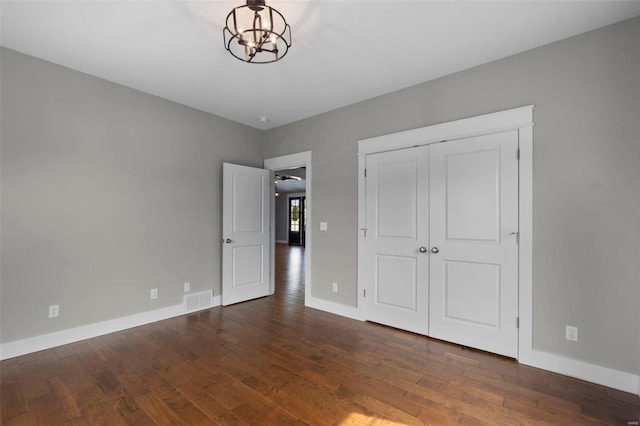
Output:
top-left (225, 238), bottom-right (232, 243)
top-left (419, 246), bottom-right (427, 253)
top-left (431, 247), bottom-right (439, 254)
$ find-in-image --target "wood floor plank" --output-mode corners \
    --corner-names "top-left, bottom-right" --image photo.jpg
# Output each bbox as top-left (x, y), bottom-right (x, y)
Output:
top-left (0, 359), bottom-right (20, 383)
top-left (1, 244), bottom-right (638, 425)
top-left (177, 382), bottom-right (250, 425)
top-left (111, 393), bottom-right (157, 425)
top-left (155, 389), bottom-right (216, 425)
top-left (53, 344), bottom-right (77, 360)
top-left (1, 381), bottom-right (28, 421)
top-left (27, 393), bottom-right (68, 426)
top-left (350, 393), bottom-right (424, 426)
top-left (3, 412), bottom-right (35, 426)
top-left (135, 392), bottom-right (185, 425)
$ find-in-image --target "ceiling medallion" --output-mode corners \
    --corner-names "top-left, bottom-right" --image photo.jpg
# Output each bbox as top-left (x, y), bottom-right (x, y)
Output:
top-left (223, 0), bottom-right (292, 64)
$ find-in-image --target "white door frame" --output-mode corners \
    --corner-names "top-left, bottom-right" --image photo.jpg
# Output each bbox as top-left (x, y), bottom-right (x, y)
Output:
top-left (357, 106), bottom-right (534, 361)
top-left (264, 151), bottom-right (312, 306)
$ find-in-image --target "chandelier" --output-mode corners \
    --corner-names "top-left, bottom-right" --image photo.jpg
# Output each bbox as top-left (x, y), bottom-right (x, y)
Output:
top-left (223, 0), bottom-right (292, 64)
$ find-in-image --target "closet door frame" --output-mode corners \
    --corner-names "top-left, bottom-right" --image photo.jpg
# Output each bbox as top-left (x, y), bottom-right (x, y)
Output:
top-left (357, 105), bottom-right (533, 361)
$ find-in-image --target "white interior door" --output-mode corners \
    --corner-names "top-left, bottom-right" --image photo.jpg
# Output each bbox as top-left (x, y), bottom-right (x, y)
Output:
top-left (428, 131), bottom-right (519, 357)
top-left (364, 146), bottom-right (429, 335)
top-left (222, 163), bottom-right (271, 306)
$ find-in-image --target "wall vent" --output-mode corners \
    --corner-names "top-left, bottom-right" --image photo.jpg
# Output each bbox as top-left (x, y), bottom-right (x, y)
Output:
top-left (184, 290), bottom-right (213, 314)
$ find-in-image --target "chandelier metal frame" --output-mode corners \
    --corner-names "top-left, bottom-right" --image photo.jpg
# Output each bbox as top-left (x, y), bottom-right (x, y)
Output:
top-left (223, 0), bottom-right (292, 64)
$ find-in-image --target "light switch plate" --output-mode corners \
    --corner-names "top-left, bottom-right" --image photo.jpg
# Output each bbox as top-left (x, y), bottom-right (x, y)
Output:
top-left (320, 222), bottom-right (328, 231)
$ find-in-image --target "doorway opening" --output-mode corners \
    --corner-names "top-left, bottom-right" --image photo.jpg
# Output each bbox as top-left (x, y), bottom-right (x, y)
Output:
top-left (274, 168), bottom-right (306, 299)
top-left (264, 151), bottom-right (312, 307)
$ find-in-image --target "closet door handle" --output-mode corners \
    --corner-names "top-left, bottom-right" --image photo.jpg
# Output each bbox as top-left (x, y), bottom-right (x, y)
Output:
top-left (431, 247), bottom-right (439, 254)
top-left (419, 247), bottom-right (427, 253)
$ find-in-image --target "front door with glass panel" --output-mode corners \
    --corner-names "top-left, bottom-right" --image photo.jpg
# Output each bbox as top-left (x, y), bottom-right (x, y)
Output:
top-left (288, 196), bottom-right (306, 246)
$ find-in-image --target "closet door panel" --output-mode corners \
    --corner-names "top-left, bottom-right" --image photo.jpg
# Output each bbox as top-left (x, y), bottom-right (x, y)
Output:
top-left (429, 131), bottom-right (519, 358)
top-left (364, 146), bottom-right (429, 335)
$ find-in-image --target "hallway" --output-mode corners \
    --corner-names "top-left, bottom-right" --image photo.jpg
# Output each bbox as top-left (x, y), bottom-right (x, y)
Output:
top-left (274, 243), bottom-right (305, 306)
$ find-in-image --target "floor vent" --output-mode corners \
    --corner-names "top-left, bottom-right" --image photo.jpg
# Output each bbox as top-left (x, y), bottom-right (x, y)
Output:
top-left (184, 290), bottom-right (213, 313)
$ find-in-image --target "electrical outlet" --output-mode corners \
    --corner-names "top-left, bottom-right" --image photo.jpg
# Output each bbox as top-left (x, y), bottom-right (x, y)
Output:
top-left (184, 282), bottom-right (190, 292)
top-left (150, 288), bottom-right (158, 300)
top-left (49, 305), bottom-right (59, 318)
top-left (566, 325), bottom-right (578, 342)
top-left (332, 282), bottom-right (338, 292)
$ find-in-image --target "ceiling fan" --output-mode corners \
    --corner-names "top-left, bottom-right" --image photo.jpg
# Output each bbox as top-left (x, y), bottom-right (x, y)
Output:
top-left (274, 174), bottom-right (302, 182)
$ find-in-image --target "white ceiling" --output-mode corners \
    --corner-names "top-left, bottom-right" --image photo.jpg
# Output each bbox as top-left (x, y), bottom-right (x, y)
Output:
top-left (2, 1), bottom-right (640, 130)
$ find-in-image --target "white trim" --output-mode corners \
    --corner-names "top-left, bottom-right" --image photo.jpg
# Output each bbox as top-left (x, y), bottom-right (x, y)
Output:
top-left (357, 153), bottom-right (367, 321)
top-left (264, 151), bottom-right (312, 306)
top-left (276, 239), bottom-right (288, 244)
top-left (520, 349), bottom-right (640, 395)
top-left (211, 295), bottom-right (221, 308)
top-left (354, 104), bottom-right (640, 396)
top-left (357, 106), bottom-right (534, 351)
top-left (306, 296), bottom-right (364, 321)
top-left (517, 125), bottom-right (534, 363)
top-left (357, 105), bottom-right (534, 155)
top-left (184, 290), bottom-right (218, 314)
top-left (1, 296), bottom-right (219, 360)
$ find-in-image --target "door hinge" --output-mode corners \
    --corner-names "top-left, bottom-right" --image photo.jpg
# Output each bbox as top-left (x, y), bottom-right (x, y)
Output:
top-left (510, 231), bottom-right (520, 244)
top-left (516, 148), bottom-right (520, 160)
top-left (360, 228), bottom-right (367, 237)
top-left (364, 168), bottom-right (367, 178)
top-left (364, 289), bottom-right (366, 298)
top-left (516, 317), bottom-right (520, 328)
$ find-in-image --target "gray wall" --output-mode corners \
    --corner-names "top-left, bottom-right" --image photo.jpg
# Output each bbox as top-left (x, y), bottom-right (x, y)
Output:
top-left (0, 48), bottom-right (263, 342)
top-left (262, 17), bottom-right (640, 374)
top-left (2, 17), bottom-right (639, 377)
top-left (275, 194), bottom-right (288, 242)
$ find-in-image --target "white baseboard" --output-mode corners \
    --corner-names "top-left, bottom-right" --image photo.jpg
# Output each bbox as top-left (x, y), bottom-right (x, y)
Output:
top-left (305, 296), bottom-right (365, 321)
top-left (276, 240), bottom-right (288, 244)
top-left (211, 295), bottom-right (221, 307)
top-left (306, 297), bottom-right (639, 396)
top-left (520, 349), bottom-right (640, 396)
top-left (0, 295), bottom-right (223, 361)
top-left (3, 293), bottom-right (638, 397)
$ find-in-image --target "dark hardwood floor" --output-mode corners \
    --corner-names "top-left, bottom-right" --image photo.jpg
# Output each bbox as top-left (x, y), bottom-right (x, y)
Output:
top-left (1, 244), bottom-right (639, 425)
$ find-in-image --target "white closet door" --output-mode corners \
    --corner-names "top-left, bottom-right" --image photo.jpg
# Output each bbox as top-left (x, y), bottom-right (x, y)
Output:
top-left (428, 131), bottom-right (519, 357)
top-left (364, 146), bottom-right (429, 335)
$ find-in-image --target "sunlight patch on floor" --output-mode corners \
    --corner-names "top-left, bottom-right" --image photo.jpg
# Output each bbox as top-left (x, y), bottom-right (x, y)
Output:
top-left (339, 412), bottom-right (411, 425)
